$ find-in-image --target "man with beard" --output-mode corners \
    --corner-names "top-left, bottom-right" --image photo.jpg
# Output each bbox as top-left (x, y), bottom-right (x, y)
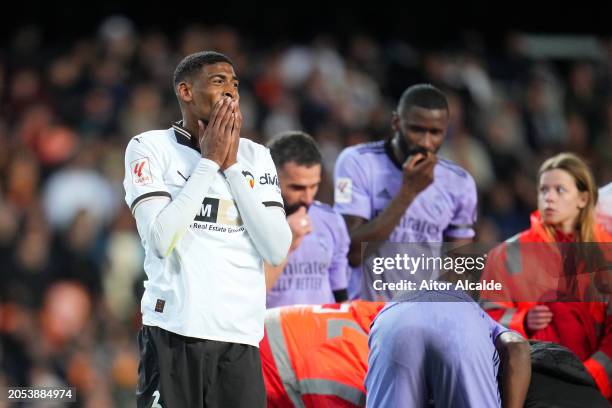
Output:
top-left (266, 131), bottom-right (349, 307)
top-left (333, 84), bottom-right (478, 300)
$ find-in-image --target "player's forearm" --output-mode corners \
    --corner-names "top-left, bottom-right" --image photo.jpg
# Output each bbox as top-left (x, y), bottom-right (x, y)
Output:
top-left (225, 164), bottom-right (291, 266)
top-left (264, 260), bottom-right (289, 290)
top-left (146, 159), bottom-right (219, 257)
top-left (347, 192), bottom-right (416, 265)
top-left (496, 333), bottom-right (531, 408)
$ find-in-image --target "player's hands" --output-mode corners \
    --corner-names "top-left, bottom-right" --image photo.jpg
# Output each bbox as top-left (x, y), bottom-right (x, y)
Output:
top-left (287, 206), bottom-right (312, 251)
top-left (221, 98), bottom-right (241, 170)
top-left (400, 151), bottom-right (437, 197)
top-left (526, 305), bottom-right (553, 331)
top-left (199, 96), bottom-right (234, 166)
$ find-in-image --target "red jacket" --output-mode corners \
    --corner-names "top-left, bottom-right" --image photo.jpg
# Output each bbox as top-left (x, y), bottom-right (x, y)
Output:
top-left (482, 211), bottom-right (612, 398)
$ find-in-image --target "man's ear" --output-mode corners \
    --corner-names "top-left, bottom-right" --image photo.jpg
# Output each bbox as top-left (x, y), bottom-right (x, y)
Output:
top-left (176, 81), bottom-right (193, 104)
top-left (391, 111), bottom-right (400, 133)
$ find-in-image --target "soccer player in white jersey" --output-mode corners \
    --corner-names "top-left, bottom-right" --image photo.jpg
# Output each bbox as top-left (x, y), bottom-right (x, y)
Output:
top-left (123, 51), bottom-right (291, 408)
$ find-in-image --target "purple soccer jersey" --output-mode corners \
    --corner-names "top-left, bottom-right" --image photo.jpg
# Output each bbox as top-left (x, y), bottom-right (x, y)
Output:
top-left (266, 201), bottom-right (349, 308)
top-left (366, 290), bottom-right (507, 408)
top-left (333, 141), bottom-right (478, 300)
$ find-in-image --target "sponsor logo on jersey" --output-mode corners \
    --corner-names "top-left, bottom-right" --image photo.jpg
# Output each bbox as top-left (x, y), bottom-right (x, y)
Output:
top-left (131, 157), bottom-right (153, 185)
top-left (335, 177), bottom-right (352, 203)
top-left (194, 197), bottom-right (243, 226)
top-left (372, 209), bottom-right (442, 237)
top-left (259, 173), bottom-right (279, 187)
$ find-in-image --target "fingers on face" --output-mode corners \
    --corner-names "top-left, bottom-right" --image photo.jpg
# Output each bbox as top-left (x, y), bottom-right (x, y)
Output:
top-left (404, 151), bottom-right (430, 169)
top-left (208, 98), bottom-right (226, 129)
top-left (421, 152), bottom-right (436, 168)
top-left (231, 109), bottom-right (243, 139)
top-left (211, 97), bottom-right (234, 130)
top-left (220, 99), bottom-right (234, 131)
top-left (229, 113), bottom-right (235, 135)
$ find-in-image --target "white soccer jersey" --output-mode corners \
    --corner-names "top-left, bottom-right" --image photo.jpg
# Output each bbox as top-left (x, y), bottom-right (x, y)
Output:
top-left (123, 122), bottom-right (283, 346)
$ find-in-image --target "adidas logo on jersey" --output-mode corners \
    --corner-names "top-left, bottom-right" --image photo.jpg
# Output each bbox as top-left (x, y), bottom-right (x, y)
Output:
top-left (376, 189), bottom-right (392, 199)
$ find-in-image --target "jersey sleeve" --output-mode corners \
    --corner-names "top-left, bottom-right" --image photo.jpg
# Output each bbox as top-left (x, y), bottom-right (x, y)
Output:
top-left (486, 311), bottom-right (511, 342)
top-left (333, 148), bottom-right (372, 220)
top-left (328, 211), bottom-right (350, 290)
top-left (256, 147), bottom-right (284, 211)
top-left (123, 137), bottom-right (171, 214)
top-left (444, 173), bottom-right (477, 239)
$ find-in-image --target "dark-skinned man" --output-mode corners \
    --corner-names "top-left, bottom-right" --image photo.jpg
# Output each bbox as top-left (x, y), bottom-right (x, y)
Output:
top-left (333, 84), bottom-right (477, 300)
top-left (123, 51), bottom-right (291, 408)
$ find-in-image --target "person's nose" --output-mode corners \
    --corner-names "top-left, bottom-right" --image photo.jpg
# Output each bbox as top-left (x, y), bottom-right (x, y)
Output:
top-left (301, 189), bottom-right (315, 207)
top-left (419, 133), bottom-right (435, 152)
top-left (224, 86), bottom-right (237, 100)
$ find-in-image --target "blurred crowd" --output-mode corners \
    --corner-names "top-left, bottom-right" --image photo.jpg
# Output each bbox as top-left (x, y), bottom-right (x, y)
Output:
top-left (0, 15), bottom-right (610, 407)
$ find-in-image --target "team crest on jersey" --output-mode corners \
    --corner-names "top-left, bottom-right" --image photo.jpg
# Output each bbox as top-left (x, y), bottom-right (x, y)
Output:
top-left (335, 177), bottom-right (352, 203)
top-left (131, 157), bottom-right (153, 185)
top-left (242, 171), bottom-right (255, 188)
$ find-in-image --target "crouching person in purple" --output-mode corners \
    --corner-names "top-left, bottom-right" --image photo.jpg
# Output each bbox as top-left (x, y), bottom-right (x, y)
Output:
top-left (265, 131), bottom-right (349, 307)
top-left (366, 290), bottom-right (531, 408)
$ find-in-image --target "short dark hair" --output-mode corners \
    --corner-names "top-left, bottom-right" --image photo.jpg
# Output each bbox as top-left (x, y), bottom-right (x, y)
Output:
top-left (267, 131), bottom-right (322, 168)
top-left (397, 84), bottom-right (448, 114)
top-left (173, 51), bottom-right (233, 88)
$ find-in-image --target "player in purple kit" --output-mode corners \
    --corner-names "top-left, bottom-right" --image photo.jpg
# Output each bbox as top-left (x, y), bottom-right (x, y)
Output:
top-left (265, 131), bottom-right (349, 307)
top-left (333, 84), bottom-right (477, 300)
top-left (365, 289), bottom-right (531, 408)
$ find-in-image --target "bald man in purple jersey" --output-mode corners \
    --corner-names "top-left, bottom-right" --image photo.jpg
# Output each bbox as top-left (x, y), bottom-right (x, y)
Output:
top-left (333, 84), bottom-right (478, 300)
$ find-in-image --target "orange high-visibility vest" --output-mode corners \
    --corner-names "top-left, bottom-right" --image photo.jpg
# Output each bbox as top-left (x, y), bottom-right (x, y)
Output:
top-left (482, 211), bottom-right (612, 399)
top-left (260, 301), bottom-right (384, 408)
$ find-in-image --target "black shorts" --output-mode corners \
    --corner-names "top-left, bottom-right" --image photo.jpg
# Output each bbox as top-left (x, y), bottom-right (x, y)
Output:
top-left (136, 325), bottom-right (265, 408)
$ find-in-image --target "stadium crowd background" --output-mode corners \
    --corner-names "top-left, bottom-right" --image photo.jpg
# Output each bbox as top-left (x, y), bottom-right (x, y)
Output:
top-left (0, 15), bottom-right (610, 407)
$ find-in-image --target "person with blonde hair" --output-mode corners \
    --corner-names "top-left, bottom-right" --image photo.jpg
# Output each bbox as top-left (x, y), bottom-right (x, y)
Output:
top-left (482, 152), bottom-right (612, 400)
